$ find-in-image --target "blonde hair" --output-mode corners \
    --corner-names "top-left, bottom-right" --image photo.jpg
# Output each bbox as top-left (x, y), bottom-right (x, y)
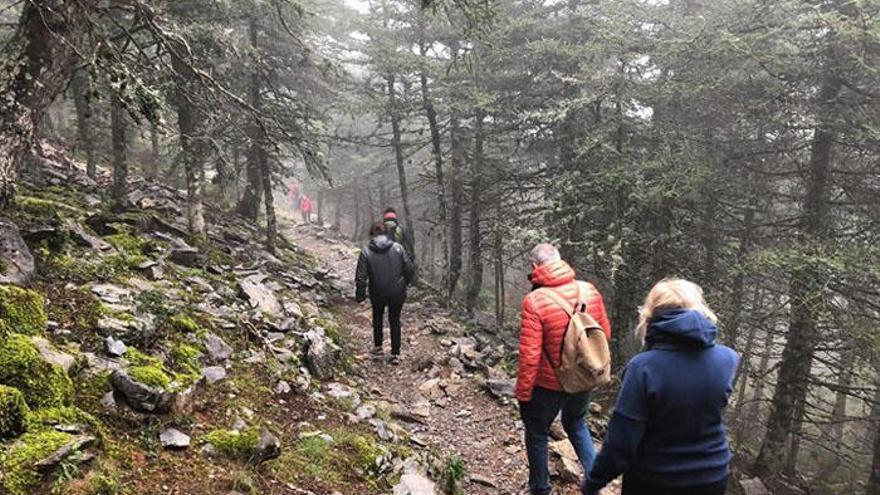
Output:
top-left (636, 278), bottom-right (717, 343)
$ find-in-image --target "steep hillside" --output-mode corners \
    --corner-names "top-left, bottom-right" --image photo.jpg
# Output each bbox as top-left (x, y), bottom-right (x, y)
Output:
top-left (0, 145), bottom-right (621, 495)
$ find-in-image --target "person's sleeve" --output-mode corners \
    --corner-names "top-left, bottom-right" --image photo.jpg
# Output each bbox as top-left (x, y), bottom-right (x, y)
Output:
top-left (402, 248), bottom-right (415, 286)
top-left (590, 290), bottom-right (612, 340)
top-left (515, 295), bottom-right (543, 403)
top-left (583, 363), bottom-right (649, 493)
top-left (355, 250), bottom-right (368, 302)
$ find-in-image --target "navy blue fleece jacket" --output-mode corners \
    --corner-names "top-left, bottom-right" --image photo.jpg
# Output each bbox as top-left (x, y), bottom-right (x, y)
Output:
top-left (583, 309), bottom-right (739, 493)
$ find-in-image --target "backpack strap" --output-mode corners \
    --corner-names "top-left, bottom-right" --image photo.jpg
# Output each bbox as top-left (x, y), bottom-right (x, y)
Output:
top-left (537, 283), bottom-right (585, 368)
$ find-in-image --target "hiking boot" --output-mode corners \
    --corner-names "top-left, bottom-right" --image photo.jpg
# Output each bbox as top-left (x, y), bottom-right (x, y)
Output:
top-left (388, 355), bottom-right (401, 366)
top-left (371, 346), bottom-right (384, 361)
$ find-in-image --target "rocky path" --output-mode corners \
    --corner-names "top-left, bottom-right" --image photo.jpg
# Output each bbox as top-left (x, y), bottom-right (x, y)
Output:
top-left (285, 221), bottom-right (621, 495)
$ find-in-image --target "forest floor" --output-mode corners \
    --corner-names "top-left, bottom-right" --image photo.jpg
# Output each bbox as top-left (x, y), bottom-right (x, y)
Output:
top-left (284, 215), bottom-right (622, 495)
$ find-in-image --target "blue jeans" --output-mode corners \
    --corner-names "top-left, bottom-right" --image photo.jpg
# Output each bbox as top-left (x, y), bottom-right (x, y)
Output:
top-left (519, 386), bottom-right (596, 495)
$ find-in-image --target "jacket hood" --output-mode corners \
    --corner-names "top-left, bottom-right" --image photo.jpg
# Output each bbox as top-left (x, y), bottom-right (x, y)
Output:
top-left (369, 235), bottom-right (394, 253)
top-left (529, 260), bottom-right (576, 287)
top-left (646, 309), bottom-right (717, 349)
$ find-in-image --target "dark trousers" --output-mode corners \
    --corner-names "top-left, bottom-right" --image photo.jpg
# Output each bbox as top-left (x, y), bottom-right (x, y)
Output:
top-left (622, 476), bottom-right (728, 495)
top-left (519, 386), bottom-right (596, 495)
top-left (371, 300), bottom-right (403, 355)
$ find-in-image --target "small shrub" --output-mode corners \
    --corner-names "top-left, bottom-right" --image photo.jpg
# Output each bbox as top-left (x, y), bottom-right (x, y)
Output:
top-left (441, 454), bottom-right (467, 495)
top-left (0, 384), bottom-right (30, 439)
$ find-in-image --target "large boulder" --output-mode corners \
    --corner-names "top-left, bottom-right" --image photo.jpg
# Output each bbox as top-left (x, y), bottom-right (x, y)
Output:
top-left (65, 220), bottom-right (111, 251)
top-left (110, 370), bottom-right (201, 415)
top-left (304, 330), bottom-right (335, 380)
top-left (238, 274), bottom-right (283, 318)
top-left (0, 219), bottom-right (35, 286)
top-left (0, 333), bottom-right (73, 409)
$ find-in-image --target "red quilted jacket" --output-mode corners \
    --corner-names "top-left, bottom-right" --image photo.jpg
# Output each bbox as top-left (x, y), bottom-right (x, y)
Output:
top-left (515, 260), bottom-right (612, 402)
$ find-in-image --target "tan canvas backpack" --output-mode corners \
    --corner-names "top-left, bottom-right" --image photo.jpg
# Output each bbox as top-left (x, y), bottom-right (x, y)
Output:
top-left (538, 283), bottom-right (612, 393)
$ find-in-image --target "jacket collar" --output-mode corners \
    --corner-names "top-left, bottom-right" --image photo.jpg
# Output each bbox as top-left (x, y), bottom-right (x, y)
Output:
top-left (529, 260), bottom-right (576, 288)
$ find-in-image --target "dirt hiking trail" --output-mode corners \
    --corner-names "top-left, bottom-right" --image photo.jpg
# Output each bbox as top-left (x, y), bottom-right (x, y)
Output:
top-left (286, 222), bottom-right (621, 495)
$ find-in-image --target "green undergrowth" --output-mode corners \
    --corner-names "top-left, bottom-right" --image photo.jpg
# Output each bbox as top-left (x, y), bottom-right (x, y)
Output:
top-left (0, 333), bottom-right (73, 409)
top-left (0, 429), bottom-right (75, 495)
top-left (0, 384), bottom-right (30, 439)
top-left (267, 428), bottom-right (389, 490)
top-left (125, 347), bottom-right (199, 390)
top-left (199, 428), bottom-right (260, 460)
top-left (26, 406), bottom-right (104, 444)
top-left (0, 285), bottom-right (47, 336)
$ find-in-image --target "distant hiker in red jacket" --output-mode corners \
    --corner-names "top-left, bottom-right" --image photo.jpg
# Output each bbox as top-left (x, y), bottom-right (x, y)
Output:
top-left (288, 183), bottom-right (300, 211)
top-left (299, 194), bottom-right (313, 224)
top-left (516, 243), bottom-right (612, 495)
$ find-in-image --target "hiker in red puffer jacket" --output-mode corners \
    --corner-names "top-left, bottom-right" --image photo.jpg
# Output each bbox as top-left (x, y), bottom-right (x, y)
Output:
top-left (517, 243), bottom-right (612, 495)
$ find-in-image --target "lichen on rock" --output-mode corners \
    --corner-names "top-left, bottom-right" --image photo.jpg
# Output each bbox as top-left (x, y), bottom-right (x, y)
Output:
top-left (0, 333), bottom-right (74, 409)
top-left (0, 384), bottom-right (30, 439)
top-left (0, 285), bottom-right (47, 336)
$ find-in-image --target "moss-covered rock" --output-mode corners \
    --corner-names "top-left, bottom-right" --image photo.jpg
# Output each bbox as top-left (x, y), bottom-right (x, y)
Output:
top-left (0, 384), bottom-right (30, 439)
top-left (0, 285), bottom-right (47, 336)
top-left (0, 333), bottom-right (74, 409)
top-left (128, 365), bottom-right (172, 389)
top-left (25, 406), bottom-right (103, 443)
top-left (199, 428), bottom-right (260, 460)
top-left (0, 429), bottom-right (74, 495)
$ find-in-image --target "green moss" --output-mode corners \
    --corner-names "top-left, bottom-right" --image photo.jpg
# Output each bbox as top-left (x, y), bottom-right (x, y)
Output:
top-left (268, 430), bottom-right (385, 486)
top-left (199, 428), bottom-right (260, 460)
top-left (0, 285), bottom-right (47, 336)
top-left (170, 315), bottom-right (202, 334)
top-left (1, 429), bottom-right (74, 495)
top-left (315, 317), bottom-right (343, 345)
top-left (168, 341), bottom-right (202, 376)
top-left (128, 366), bottom-right (172, 389)
top-left (0, 384), bottom-right (30, 439)
top-left (25, 406), bottom-right (103, 442)
top-left (104, 233), bottom-right (147, 254)
top-left (0, 333), bottom-right (73, 409)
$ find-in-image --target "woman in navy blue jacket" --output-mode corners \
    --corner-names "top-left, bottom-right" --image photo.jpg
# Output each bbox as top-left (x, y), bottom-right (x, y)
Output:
top-left (583, 278), bottom-right (739, 495)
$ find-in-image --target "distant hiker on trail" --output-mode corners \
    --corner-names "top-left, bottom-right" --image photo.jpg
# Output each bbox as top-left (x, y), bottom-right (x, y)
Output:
top-left (299, 194), bottom-right (313, 224)
top-left (355, 221), bottom-right (414, 365)
top-left (288, 183), bottom-right (300, 211)
top-left (516, 243), bottom-right (612, 495)
top-left (383, 207), bottom-right (415, 262)
top-left (582, 279), bottom-right (739, 495)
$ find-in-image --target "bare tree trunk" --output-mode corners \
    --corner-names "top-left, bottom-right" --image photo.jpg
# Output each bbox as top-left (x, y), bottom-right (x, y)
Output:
top-left (0, 0), bottom-right (92, 207)
top-left (71, 68), bottom-right (97, 179)
top-left (418, 29), bottom-right (448, 275)
top-left (825, 348), bottom-right (856, 440)
top-left (317, 189), bottom-right (324, 227)
top-left (148, 123), bottom-right (160, 181)
top-left (494, 206), bottom-right (504, 327)
top-left (387, 74), bottom-right (416, 251)
top-left (170, 36), bottom-right (206, 238)
top-left (755, 73), bottom-right (840, 477)
top-left (447, 113), bottom-right (464, 301)
top-left (260, 152), bottom-right (276, 254)
top-left (110, 94), bottom-right (128, 209)
top-left (236, 15), bottom-right (264, 222)
top-left (733, 289), bottom-right (761, 440)
top-left (333, 189), bottom-right (342, 230)
top-left (868, 380), bottom-right (880, 495)
top-left (465, 108), bottom-right (485, 313)
top-left (352, 189), bottom-right (362, 241)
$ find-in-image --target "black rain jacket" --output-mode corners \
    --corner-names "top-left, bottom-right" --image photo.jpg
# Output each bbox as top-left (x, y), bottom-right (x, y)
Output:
top-left (355, 235), bottom-right (414, 304)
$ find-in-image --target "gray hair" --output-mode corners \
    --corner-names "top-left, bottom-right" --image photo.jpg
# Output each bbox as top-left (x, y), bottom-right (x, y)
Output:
top-left (529, 243), bottom-right (561, 265)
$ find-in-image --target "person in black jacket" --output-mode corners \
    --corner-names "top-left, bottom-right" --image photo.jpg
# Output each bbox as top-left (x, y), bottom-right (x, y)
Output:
top-left (355, 222), bottom-right (414, 365)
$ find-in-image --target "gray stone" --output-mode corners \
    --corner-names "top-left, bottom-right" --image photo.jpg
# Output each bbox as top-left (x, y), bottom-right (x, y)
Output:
top-left (160, 428), bottom-right (191, 449)
top-left (740, 478), bottom-right (771, 495)
top-left (0, 219), bottom-right (35, 285)
top-left (30, 336), bottom-right (76, 372)
top-left (111, 370), bottom-right (201, 415)
top-left (304, 330), bottom-right (335, 380)
top-left (169, 246), bottom-right (199, 267)
top-left (202, 366), bottom-right (227, 385)
top-left (392, 474), bottom-right (436, 495)
top-left (238, 275), bottom-right (283, 317)
top-left (100, 391), bottom-right (117, 411)
top-left (252, 428), bottom-right (281, 464)
top-left (202, 332), bottom-right (233, 362)
top-left (274, 380), bottom-right (291, 395)
top-left (34, 435), bottom-right (95, 469)
top-left (485, 378), bottom-right (515, 399)
top-left (105, 336), bottom-right (127, 357)
top-left (65, 219), bottom-right (112, 251)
